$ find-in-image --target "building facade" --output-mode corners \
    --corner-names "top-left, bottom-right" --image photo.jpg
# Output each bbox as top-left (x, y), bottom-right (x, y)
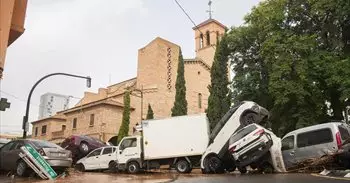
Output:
top-left (0, 0), bottom-right (27, 78)
top-left (38, 93), bottom-right (70, 119)
top-left (31, 19), bottom-right (227, 144)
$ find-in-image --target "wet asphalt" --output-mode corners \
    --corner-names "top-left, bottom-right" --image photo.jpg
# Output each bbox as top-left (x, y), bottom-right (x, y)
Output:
top-left (0, 171), bottom-right (348, 183)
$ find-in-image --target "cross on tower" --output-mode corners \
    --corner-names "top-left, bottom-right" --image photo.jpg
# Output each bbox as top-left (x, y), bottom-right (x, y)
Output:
top-left (206, 0), bottom-right (213, 19)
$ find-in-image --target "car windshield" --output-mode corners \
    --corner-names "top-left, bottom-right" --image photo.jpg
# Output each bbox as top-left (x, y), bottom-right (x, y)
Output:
top-left (230, 124), bottom-right (258, 144)
top-left (31, 140), bottom-right (62, 149)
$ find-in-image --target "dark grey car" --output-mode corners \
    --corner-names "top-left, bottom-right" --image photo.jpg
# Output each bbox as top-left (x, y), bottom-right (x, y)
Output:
top-left (0, 139), bottom-right (72, 176)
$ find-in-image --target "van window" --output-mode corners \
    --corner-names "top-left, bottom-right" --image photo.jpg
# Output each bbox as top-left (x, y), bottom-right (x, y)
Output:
top-left (230, 125), bottom-right (258, 144)
top-left (297, 128), bottom-right (333, 148)
top-left (339, 126), bottom-right (350, 141)
top-left (119, 138), bottom-right (137, 150)
top-left (282, 136), bottom-right (294, 151)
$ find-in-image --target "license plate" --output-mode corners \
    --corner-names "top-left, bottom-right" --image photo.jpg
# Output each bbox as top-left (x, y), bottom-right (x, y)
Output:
top-left (52, 152), bottom-right (65, 157)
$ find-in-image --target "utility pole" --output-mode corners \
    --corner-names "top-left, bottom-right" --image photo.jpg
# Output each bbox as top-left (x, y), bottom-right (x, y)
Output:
top-left (22, 73), bottom-right (91, 139)
top-left (141, 85), bottom-right (143, 121)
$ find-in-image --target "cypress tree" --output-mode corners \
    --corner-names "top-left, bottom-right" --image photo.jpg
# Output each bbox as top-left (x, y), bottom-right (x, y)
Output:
top-left (206, 35), bottom-right (231, 130)
top-left (117, 91), bottom-right (131, 144)
top-left (171, 48), bottom-right (188, 116)
top-left (146, 104), bottom-right (154, 119)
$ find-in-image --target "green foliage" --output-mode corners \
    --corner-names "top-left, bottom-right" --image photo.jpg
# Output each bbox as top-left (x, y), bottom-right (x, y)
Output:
top-left (146, 104), bottom-right (154, 119)
top-left (171, 49), bottom-right (188, 116)
top-left (117, 91), bottom-right (131, 144)
top-left (206, 36), bottom-right (231, 130)
top-left (229, 0), bottom-right (350, 136)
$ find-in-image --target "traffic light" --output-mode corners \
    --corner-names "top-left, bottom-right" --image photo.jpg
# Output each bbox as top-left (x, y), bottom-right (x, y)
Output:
top-left (0, 98), bottom-right (10, 111)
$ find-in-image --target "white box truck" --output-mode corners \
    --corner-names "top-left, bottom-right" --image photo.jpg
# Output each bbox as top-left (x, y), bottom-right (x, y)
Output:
top-left (115, 114), bottom-right (210, 173)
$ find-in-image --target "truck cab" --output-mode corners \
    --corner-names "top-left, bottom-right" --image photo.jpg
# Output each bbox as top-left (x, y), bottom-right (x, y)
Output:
top-left (116, 136), bottom-right (142, 173)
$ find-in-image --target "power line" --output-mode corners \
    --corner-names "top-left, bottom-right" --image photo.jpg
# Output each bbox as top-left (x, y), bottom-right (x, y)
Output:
top-left (173, 0), bottom-right (216, 51)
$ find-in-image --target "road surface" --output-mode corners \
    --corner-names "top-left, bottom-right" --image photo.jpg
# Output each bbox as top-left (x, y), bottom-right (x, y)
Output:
top-left (0, 171), bottom-right (348, 183)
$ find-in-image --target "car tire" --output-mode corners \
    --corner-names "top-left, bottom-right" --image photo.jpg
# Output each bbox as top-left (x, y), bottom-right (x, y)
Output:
top-left (238, 167), bottom-right (247, 174)
top-left (127, 161), bottom-right (140, 174)
top-left (79, 142), bottom-right (89, 155)
top-left (16, 160), bottom-right (29, 177)
top-left (241, 112), bottom-right (259, 126)
top-left (260, 163), bottom-right (274, 174)
top-left (207, 156), bottom-right (224, 173)
top-left (108, 161), bottom-right (117, 173)
top-left (175, 160), bottom-right (190, 173)
top-left (76, 163), bottom-right (85, 172)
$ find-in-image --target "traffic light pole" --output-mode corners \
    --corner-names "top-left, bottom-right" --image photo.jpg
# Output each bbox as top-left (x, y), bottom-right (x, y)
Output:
top-left (22, 73), bottom-right (91, 139)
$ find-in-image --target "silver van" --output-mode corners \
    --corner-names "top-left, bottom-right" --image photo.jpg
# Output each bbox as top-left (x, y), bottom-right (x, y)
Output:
top-left (281, 122), bottom-right (350, 169)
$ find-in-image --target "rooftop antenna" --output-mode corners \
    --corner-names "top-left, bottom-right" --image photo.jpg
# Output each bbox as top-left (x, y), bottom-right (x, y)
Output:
top-left (206, 0), bottom-right (213, 19)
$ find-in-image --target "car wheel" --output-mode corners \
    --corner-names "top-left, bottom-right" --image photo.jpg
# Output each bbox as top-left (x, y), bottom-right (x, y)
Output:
top-left (16, 160), bottom-right (29, 177)
top-left (127, 161), bottom-right (140, 174)
top-left (208, 156), bottom-right (224, 173)
top-left (109, 161), bottom-right (117, 172)
top-left (260, 163), bottom-right (274, 174)
top-left (76, 163), bottom-right (85, 172)
top-left (238, 167), bottom-right (247, 174)
top-left (79, 142), bottom-right (89, 155)
top-left (175, 160), bottom-right (190, 173)
top-left (250, 163), bottom-right (258, 170)
top-left (241, 112), bottom-right (259, 126)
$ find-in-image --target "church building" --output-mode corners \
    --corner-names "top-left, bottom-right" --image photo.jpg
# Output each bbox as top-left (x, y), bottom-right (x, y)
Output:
top-left (31, 18), bottom-right (227, 144)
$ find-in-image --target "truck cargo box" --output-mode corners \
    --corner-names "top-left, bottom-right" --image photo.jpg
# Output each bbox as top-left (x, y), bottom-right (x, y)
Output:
top-left (142, 114), bottom-right (210, 160)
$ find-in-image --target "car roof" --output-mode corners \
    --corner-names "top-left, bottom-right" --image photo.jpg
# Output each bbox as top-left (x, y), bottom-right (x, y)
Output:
top-left (283, 122), bottom-right (343, 138)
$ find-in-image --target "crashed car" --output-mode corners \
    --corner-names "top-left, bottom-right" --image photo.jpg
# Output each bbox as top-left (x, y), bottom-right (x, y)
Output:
top-left (61, 135), bottom-right (106, 163)
top-left (76, 146), bottom-right (118, 172)
top-left (281, 122), bottom-right (350, 170)
top-left (228, 123), bottom-right (286, 173)
top-left (0, 139), bottom-right (72, 176)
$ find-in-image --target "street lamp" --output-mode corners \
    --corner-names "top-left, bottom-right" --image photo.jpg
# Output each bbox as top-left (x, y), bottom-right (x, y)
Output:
top-left (22, 73), bottom-right (91, 138)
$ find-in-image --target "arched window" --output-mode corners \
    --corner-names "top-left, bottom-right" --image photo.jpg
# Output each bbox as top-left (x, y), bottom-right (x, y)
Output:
top-left (206, 31), bottom-right (210, 46)
top-left (198, 93), bottom-right (202, 108)
top-left (200, 33), bottom-right (204, 48)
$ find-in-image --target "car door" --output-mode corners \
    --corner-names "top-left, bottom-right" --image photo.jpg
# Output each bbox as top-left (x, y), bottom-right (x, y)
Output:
top-left (99, 147), bottom-right (114, 169)
top-left (281, 135), bottom-right (296, 169)
top-left (0, 141), bottom-right (16, 170)
top-left (118, 138), bottom-right (140, 165)
top-left (84, 148), bottom-right (102, 170)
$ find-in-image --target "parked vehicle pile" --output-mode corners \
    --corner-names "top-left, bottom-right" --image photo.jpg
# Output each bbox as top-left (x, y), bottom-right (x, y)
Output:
top-left (1, 101), bottom-right (350, 180)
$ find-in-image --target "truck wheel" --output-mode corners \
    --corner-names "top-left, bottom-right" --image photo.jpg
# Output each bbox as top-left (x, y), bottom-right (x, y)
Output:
top-left (238, 167), bottom-right (247, 174)
top-left (208, 156), bottom-right (224, 173)
top-left (16, 160), bottom-right (29, 177)
top-left (241, 112), bottom-right (259, 126)
top-left (175, 160), bottom-right (190, 173)
top-left (127, 161), bottom-right (140, 174)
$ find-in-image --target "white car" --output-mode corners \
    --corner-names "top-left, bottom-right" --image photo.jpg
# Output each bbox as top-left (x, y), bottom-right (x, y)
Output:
top-left (228, 124), bottom-right (274, 173)
top-left (76, 146), bottom-right (118, 171)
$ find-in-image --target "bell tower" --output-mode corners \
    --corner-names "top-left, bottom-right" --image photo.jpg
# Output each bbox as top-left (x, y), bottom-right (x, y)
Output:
top-left (193, 1), bottom-right (226, 67)
top-left (193, 18), bottom-right (226, 67)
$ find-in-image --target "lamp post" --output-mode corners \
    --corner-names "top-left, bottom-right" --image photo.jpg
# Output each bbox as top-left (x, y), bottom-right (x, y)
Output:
top-left (22, 73), bottom-right (91, 138)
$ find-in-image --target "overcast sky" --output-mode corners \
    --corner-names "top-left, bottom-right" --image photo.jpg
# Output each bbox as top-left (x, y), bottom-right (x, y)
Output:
top-left (0, 0), bottom-right (261, 134)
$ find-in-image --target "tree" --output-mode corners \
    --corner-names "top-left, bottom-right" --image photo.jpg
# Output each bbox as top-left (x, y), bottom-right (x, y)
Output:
top-left (171, 48), bottom-right (188, 116)
top-left (228, 0), bottom-right (350, 136)
top-left (146, 104), bottom-right (154, 119)
top-left (206, 36), bottom-right (231, 130)
top-left (117, 91), bottom-right (131, 144)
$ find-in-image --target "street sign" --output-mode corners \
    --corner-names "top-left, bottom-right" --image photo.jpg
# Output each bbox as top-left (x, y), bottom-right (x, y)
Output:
top-left (20, 144), bottom-right (57, 179)
top-left (0, 98), bottom-right (10, 111)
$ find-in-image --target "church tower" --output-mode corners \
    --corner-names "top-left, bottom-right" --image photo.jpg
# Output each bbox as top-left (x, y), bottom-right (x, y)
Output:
top-left (193, 19), bottom-right (226, 67)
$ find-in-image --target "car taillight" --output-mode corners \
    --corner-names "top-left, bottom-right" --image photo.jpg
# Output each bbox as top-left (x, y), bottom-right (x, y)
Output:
top-left (71, 136), bottom-right (75, 142)
top-left (229, 145), bottom-right (236, 153)
top-left (39, 149), bottom-right (46, 156)
top-left (254, 129), bottom-right (265, 136)
top-left (336, 131), bottom-right (342, 149)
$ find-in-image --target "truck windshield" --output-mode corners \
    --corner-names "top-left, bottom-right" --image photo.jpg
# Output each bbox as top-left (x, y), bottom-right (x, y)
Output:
top-left (229, 125), bottom-right (258, 144)
top-left (209, 102), bottom-right (243, 143)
